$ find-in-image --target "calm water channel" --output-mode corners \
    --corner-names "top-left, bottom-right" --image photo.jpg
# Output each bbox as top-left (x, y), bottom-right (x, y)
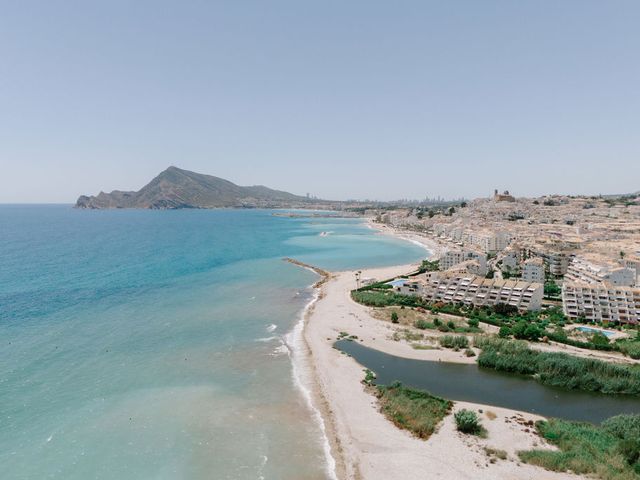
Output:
top-left (336, 340), bottom-right (640, 424)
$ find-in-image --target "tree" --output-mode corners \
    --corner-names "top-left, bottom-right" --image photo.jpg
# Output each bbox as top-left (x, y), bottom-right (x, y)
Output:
top-left (498, 325), bottom-right (511, 338)
top-left (511, 321), bottom-right (528, 339)
top-left (544, 281), bottom-right (561, 297)
top-left (494, 303), bottom-right (518, 316)
top-left (523, 324), bottom-right (542, 341)
top-left (448, 206), bottom-right (456, 215)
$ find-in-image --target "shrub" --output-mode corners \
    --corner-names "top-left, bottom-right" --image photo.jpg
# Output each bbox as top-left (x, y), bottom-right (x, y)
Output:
top-left (447, 320), bottom-right (455, 329)
top-left (464, 348), bottom-right (476, 357)
top-left (454, 409), bottom-right (482, 434)
top-left (602, 414), bottom-right (640, 442)
top-left (391, 311), bottom-right (399, 324)
top-left (519, 418), bottom-right (634, 477)
top-left (414, 319), bottom-right (431, 330)
top-left (376, 382), bottom-right (452, 439)
top-left (467, 318), bottom-right (479, 328)
top-left (434, 318), bottom-right (441, 326)
top-left (591, 332), bottom-right (610, 346)
top-left (618, 341), bottom-right (640, 360)
top-left (440, 335), bottom-right (469, 349)
top-left (498, 325), bottom-right (511, 338)
top-left (363, 369), bottom-right (376, 386)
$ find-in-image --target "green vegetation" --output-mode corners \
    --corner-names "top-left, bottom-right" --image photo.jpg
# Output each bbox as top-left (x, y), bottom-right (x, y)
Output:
top-left (439, 335), bottom-right (469, 349)
top-left (454, 409), bottom-right (484, 435)
top-left (351, 290), bottom-right (425, 308)
top-left (350, 287), bottom-right (640, 355)
top-left (391, 311), bottom-right (399, 324)
top-left (519, 415), bottom-right (640, 479)
top-left (414, 319), bottom-right (434, 330)
top-left (476, 338), bottom-right (640, 395)
top-left (418, 259), bottom-right (440, 273)
top-left (376, 382), bottom-right (452, 439)
top-left (363, 369), bottom-right (377, 386)
top-left (544, 280), bottom-right (561, 297)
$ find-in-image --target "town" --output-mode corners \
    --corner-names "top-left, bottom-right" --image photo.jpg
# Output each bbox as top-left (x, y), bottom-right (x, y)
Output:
top-left (370, 189), bottom-right (640, 324)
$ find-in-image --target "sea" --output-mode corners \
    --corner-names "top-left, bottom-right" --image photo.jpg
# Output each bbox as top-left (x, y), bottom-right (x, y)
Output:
top-left (0, 205), bottom-right (426, 480)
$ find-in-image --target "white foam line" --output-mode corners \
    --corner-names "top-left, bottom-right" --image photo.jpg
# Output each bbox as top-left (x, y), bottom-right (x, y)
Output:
top-left (284, 287), bottom-right (338, 480)
top-left (401, 236), bottom-right (435, 256)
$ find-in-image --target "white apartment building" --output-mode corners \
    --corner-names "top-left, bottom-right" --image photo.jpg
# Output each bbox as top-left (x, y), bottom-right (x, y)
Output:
top-left (565, 256), bottom-right (636, 287)
top-left (562, 282), bottom-right (640, 324)
top-left (624, 257), bottom-right (640, 285)
top-left (522, 258), bottom-right (545, 283)
top-left (501, 251), bottom-right (520, 272)
top-left (467, 231), bottom-right (512, 253)
top-left (399, 273), bottom-right (543, 311)
top-left (439, 249), bottom-right (488, 276)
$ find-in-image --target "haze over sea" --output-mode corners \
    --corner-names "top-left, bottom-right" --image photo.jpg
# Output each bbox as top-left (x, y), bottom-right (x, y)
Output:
top-left (0, 206), bottom-right (425, 480)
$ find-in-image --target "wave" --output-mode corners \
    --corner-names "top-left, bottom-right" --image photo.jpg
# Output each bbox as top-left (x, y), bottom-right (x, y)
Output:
top-left (266, 323), bottom-right (277, 333)
top-left (256, 336), bottom-right (278, 343)
top-left (284, 287), bottom-right (338, 480)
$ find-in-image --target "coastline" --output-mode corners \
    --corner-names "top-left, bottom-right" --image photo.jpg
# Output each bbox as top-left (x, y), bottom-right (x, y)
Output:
top-left (298, 222), bottom-right (579, 480)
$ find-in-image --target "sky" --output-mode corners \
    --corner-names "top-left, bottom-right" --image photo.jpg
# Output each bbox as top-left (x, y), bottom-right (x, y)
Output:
top-left (0, 1), bottom-right (639, 203)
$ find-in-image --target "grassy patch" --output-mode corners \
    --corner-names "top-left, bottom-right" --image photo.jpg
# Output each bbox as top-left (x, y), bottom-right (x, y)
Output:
top-left (475, 338), bottom-right (640, 395)
top-left (484, 446), bottom-right (508, 461)
top-left (411, 343), bottom-right (438, 350)
top-left (519, 418), bottom-right (638, 480)
top-left (351, 290), bottom-right (424, 308)
top-left (376, 382), bottom-right (452, 439)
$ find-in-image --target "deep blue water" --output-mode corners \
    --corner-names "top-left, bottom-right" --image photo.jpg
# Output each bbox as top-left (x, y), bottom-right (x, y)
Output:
top-left (0, 205), bottom-right (426, 480)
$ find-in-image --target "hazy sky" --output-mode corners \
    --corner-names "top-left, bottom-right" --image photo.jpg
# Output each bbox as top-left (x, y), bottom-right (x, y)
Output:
top-left (1, 1), bottom-right (639, 203)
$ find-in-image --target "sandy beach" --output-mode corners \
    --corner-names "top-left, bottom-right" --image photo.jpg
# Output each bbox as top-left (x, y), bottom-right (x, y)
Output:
top-left (301, 228), bottom-right (580, 479)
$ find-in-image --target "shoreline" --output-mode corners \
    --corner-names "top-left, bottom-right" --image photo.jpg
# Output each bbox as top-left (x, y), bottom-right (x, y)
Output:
top-left (296, 221), bottom-right (579, 479)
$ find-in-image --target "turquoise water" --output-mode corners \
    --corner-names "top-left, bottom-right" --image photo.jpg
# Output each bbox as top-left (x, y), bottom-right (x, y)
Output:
top-left (0, 206), bottom-right (426, 480)
top-left (576, 326), bottom-right (616, 338)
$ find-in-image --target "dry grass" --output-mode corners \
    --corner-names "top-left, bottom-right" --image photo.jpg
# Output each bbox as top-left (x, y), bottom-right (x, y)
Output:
top-left (484, 447), bottom-right (508, 461)
top-left (485, 411), bottom-right (497, 420)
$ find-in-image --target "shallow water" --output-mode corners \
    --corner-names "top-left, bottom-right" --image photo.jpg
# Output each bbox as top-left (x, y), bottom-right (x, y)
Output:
top-left (336, 340), bottom-right (640, 424)
top-left (0, 206), bottom-right (426, 480)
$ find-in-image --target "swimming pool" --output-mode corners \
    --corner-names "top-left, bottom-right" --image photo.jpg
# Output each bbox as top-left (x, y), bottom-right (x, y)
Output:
top-left (576, 326), bottom-right (616, 337)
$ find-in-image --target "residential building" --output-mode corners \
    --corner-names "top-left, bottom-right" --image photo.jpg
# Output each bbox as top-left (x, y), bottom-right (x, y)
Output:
top-left (494, 189), bottom-right (515, 202)
top-left (501, 251), bottom-right (520, 272)
top-left (439, 249), bottom-right (488, 276)
top-left (565, 256), bottom-right (636, 287)
top-left (522, 258), bottom-right (545, 283)
top-left (562, 282), bottom-right (640, 324)
top-left (400, 273), bottom-right (543, 311)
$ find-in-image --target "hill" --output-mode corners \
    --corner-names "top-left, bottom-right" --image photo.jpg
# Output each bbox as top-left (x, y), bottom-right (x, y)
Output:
top-left (75, 166), bottom-right (315, 209)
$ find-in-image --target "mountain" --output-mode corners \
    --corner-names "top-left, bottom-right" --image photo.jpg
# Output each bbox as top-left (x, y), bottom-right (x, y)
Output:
top-left (75, 166), bottom-right (315, 209)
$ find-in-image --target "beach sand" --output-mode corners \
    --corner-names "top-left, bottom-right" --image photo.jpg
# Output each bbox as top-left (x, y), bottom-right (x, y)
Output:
top-left (302, 259), bottom-right (580, 480)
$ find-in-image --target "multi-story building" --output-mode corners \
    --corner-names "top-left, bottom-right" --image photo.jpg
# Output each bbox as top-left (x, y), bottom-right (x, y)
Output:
top-left (562, 282), bottom-right (640, 324)
top-left (439, 249), bottom-right (488, 276)
top-left (522, 258), bottom-right (545, 283)
top-left (466, 231), bottom-right (512, 253)
top-left (540, 250), bottom-right (572, 277)
top-left (393, 273), bottom-right (543, 311)
top-left (500, 250), bottom-right (520, 272)
top-left (565, 256), bottom-right (636, 287)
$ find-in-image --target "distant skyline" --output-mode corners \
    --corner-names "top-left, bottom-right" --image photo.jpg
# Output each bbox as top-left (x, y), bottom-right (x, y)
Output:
top-left (1, 1), bottom-right (639, 203)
